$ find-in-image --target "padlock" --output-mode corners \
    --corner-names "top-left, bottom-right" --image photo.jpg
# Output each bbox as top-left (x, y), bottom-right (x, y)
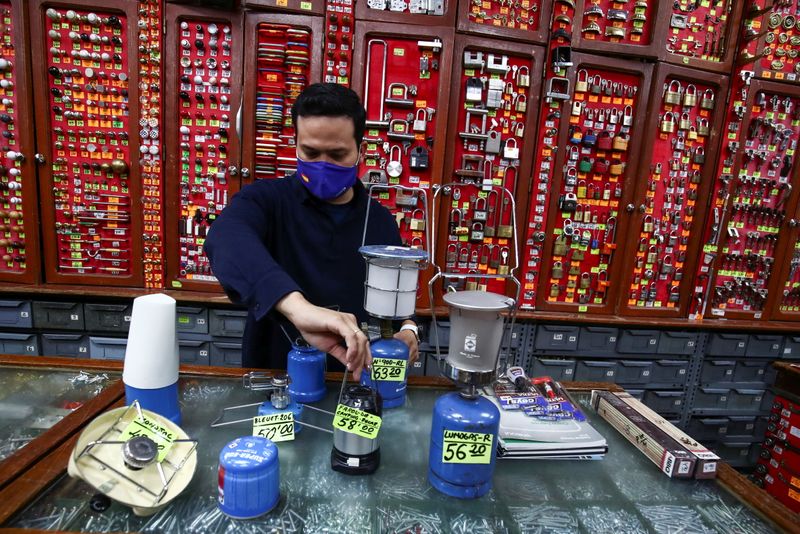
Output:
top-left (515, 94), bottom-right (527, 113)
top-left (497, 223), bottom-right (513, 238)
top-left (669, 286), bottom-right (680, 303)
top-left (465, 276), bottom-right (478, 291)
top-left (577, 180), bottom-right (587, 198)
top-left (466, 77), bottom-right (483, 101)
top-left (504, 138), bottom-right (520, 159)
top-left (410, 237), bottom-right (423, 249)
top-left (643, 215), bottom-right (654, 233)
top-left (498, 248), bottom-right (510, 274)
top-left (580, 272), bottom-right (591, 289)
top-left (597, 131), bottom-right (613, 151)
top-left (614, 183), bottom-right (622, 198)
top-left (412, 108), bottom-right (427, 132)
top-left (409, 146), bottom-right (429, 169)
top-left (517, 66), bottom-right (530, 87)
top-left (693, 147), bottom-right (705, 164)
top-left (673, 133), bottom-right (685, 151)
top-left (566, 278), bottom-right (577, 289)
top-left (568, 264), bottom-right (580, 276)
top-left (622, 105), bottom-right (633, 127)
top-left (572, 248), bottom-right (585, 261)
top-left (602, 183), bottom-right (612, 200)
top-left (386, 145), bottom-right (403, 178)
top-left (609, 160), bottom-right (625, 176)
top-left (446, 244), bottom-right (457, 266)
top-left (594, 159), bottom-right (610, 173)
top-left (553, 234), bottom-right (568, 256)
top-left (569, 126), bottom-right (583, 144)
top-left (574, 204), bottom-right (584, 222)
top-left (552, 261), bottom-right (564, 279)
top-left (450, 208), bottom-right (465, 235)
top-left (571, 100), bottom-right (584, 116)
top-left (579, 157), bottom-right (593, 173)
top-left (458, 247), bottom-right (469, 268)
top-left (410, 209), bottom-right (425, 231)
top-left (697, 117), bottom-right (710, 136)
top-left (550, 283), bottom-right (560, 298)
top-left (687, 127), bottom-right (698, 141)
top-left (664, 80), bottom-right (682, 105)
top-left (608, 108), bottom-right (619, 125)
top-left (565, 167), bottom-right (578, 185)
top-left (560, 192), bottom-right (578, 212)
top-left (602, 79), bottom-right (612, 97)
top-left (576, 69), bottom-right (589, 93)
top-left (674, 268), bottom-right (683, 281)
top-left (647, 245), bottom-right (657, 264)
top-left (661, 255), bottom-right (673, 274)
top-left (590, 75), bottom-right (603, 95)
top-left (469, 250), bottom-right (479, 269)
top-left (679, 112), bottom-right (692, 131)
top-left (473, 196), bottom-right (487, 221)
top-left (700, 89), bottom-right (715, 110)
top-left (613, 134), bottom-right (629, 151)
top-left (661, 112), bottom-right (675, 133)
top-left (470, 222), bottom-right (484, 242)
top-left (683, 84), bottom-right (697, 107)
top-left (583, 129), bottom-right (598, 147)
top-left (484, 130), bottom-right (502, 154)
top-left (477, 276), bottom-right (488, 292)
top-left (568, 145), bottom-right (580, 162)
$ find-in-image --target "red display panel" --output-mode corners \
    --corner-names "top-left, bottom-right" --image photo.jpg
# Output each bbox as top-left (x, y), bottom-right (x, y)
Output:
top-left (322, 0), bottom-right (353, 86)
top-left (456, 0), bottom-right (551, 45)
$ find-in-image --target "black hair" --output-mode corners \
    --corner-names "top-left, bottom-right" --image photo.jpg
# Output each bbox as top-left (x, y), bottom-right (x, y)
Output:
top-left (292, 83), bottom-right (366, 146)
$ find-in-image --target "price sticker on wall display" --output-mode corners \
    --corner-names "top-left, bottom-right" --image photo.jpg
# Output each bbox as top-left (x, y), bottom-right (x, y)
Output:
top-left (370, 358), bottom-right (407, 381)
top-left (119, 414), bottom-right (177, 463)
top-left (441, 430), bottom-right (493, 464)
top-left (333, 404), bottom-right (382, 439)
top-left (252, 412), bottom-right (295, 442)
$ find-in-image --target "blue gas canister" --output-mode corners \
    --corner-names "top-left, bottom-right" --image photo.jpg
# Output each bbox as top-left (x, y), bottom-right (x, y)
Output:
top-left (218, 436), bottom-right (280, 519)
top-left (360, 337), bottom-right (408, 409)
top-left (287, 344), bottom-right (326, 403)
top-left (257, 398), bottom-right (304, 434)
top-left (428, 392), bottom-right (500, 499)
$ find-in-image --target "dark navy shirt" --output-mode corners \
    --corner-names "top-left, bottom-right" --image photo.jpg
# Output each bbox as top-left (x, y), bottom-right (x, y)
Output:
top-left (204, 175), bottom-right (402, 369)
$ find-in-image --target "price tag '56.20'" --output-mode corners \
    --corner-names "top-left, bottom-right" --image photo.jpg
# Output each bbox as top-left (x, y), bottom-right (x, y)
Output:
top-left (333, 404), bottom-right (382, 439)
top-left (119, 415), bottom-right (178, 463)
top-left (252, 412), bottom-right (295, 442)
top-left (442, 430), bottom-right (493, 465)
top-left (370, 357), bottom-right (407, 382)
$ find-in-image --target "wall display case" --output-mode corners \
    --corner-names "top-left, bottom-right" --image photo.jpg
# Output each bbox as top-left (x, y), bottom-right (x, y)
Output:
top-left (438, 36), bottom-right (543, 295)
top-left (242, 0), bottom-right (325, 15)
top-left (239, 12), bottom-right (323, 183)
top-left (534, 54), bottom-right (653, 314)
top-left (771, 187), bottom-right (800, 321)
top-left (738, 1), bottom-right (800, 84)
top-left (0, 1), bottom-right (38, 285)
top-left (164, 5), bottom-right (243, 292)
top-left (355, 0), bottom-right (456, 28)
top-left (456, 0), bottom-right (551, 44)
top-left (617, 64), bottom-right (729, 317)
top-left (351, 24), bottom-right (453, 243)
top-left (570, 0), bottom-right (660, 59)
top-left (322, 0), bottom-right (354, 86)
top-left (656, 0), bottom-right (743, 74)
top-left (30, 0), bottom-right (143, 287)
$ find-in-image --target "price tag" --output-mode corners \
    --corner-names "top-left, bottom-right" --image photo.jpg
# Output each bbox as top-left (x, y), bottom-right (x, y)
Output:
top-left (371, 358), bottom-right (407, 381)
top-left (253, 412), bottom-right (295, 442)
top-left (119, 414), bottom-right (177, 463)
top-left (333, 404), bottom-right (382, 439)
top-left (441, 430), bottom-right (493, 464)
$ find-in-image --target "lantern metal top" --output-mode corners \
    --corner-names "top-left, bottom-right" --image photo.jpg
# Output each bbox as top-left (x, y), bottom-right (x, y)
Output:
top-left (359, 245), bottom-right (428, 264)
top-left (443, 290), bottom-right (515, 312)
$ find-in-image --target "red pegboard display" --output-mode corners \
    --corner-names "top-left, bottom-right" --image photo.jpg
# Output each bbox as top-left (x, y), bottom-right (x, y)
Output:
top-left (465, 0), bottom-right (541, 34)
top-left (578, 0), bottom-right (655, 46)
top-left (443, 47), bottom-right (537, 293)
top-left (778, 236), bottom-right (800, 311)
top-left (252, 23), bottom-right (311, 180)
top-left (707, 88), bottom-right (800, 316)
top-left (0, 2), bottom-right (26, 274)
top-left (544, 68), bottom-right (644, 308)
top-left (323, 0), bottom-right (353, 85)
top-left (358, 36), bottom-right (444, 250)
top-left (750, 2), bottom-right (800, 83)
top-left (174, 18), bottom-right (235, 283)
top-left (44, 7), bottom-right (133, 277)
top-left (753, 394), bottom-right (800, 513)
top-left (663, 0), bottom-right (735, 64)
top-left (624, 77), bottom-right (718, 310)
top-left (138, 0), bottom-right (163, 290)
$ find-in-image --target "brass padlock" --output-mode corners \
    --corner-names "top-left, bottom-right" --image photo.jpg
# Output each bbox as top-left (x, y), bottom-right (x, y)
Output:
top-left (498, 248), bottom-right (510, 274)
top-left (576, 69), bottom-right (589, 93)
top-left (700, 89), bottom-right (715, 110)
top-left (687, 127), bottom-right (698, 141)
top-left (580, 272), bottom-right (591, 289)
top-left (696, 117), bottom-right (710, 136)
top-left (498, 264), bottom-right (509, 275)
top-left (679, 112), bottom-right (692, 130)
top-left (693, 147), bottom-right (705, 164)
top-left (515, 94), bottom-right (527, 113)
top-left (409, 208), bottom-right (426, 231)
top-left (647, 245), bottom-right (657, 264)
top-left (566, 279), bottom-right (577, 289)
top-left (572, 248), bottom-right (585, 261)
top-left (517, 66), bottom-right (530, 87)
top-left (480, 244), bottom-right (490, 266)
top-left (497, 224), bottom-right (513, 238)
top-left (643, 215), bottom-right (654, 233)
top-left (553, 234), bottom-right (568, 256)
top-left (550, 283), bottom-right (560, 298)
top-left (477, 278), bottom-right (488, 291)
top-left (465, 277), bottom-right (478, 291)
top-left (661, 112), bottom-right (675, 133)
top-left (569, 264), bottom-right (580, 276)
top-left (683, 84), bottom-right (697, 107)
top-left (664, 80), bottom-right (682, 105)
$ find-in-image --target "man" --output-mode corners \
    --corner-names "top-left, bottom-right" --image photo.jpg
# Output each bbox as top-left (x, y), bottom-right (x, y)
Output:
top-left (205, 83), bottom-right (419, 380)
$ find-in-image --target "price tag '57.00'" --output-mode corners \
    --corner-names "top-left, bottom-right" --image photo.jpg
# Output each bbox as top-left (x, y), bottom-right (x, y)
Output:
top-left (252, 412), bottom-right (295, 442)
top-left (333, 404), bottom-right (382, 439)
top-left (441, 430), bottom-right (493, 464)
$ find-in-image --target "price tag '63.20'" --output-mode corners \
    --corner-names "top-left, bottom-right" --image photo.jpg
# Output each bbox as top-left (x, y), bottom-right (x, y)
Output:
top-left (252, 412), bottom-right (295, 442)
top-left (119, 414), bottom-right (178, 463)
top-left (442, 430), bottom-right (493, 465)
top-left (370, 357), bottom-right (407, 382)
top-left (333, 404), bottom-right (382, 439)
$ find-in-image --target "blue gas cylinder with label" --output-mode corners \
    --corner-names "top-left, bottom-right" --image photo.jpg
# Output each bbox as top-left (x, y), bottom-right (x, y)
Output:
top-left (218, 436), bottom-right (280, 519)
top-left (360, 337), bottom-right (408, 409)
top-left (287, 343), bottom-right (326, 403)
top-left (428, 391), bottom-right (500, 499)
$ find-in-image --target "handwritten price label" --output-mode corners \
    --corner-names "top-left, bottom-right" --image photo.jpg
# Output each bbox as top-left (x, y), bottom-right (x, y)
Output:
top-left (333, 404), bottom-right (382, 439)
top-left (370, 358), bottom-right (407, 382)
top-left (119, 414), bottom-right (177, 463)
top-left (252, 412), bottom-right (295, 442)
top-left (442, 430), bottom-right (493, 464)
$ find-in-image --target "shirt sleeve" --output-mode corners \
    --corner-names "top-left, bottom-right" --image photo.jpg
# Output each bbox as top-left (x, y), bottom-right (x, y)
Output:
top-left (205, 182), bottom-right (301, 321)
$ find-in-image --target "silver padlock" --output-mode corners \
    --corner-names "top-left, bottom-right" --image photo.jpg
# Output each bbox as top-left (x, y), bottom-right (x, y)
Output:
top-left (386, 145), bottom-right (403, 178)
top-left (412, 108), bottom-right (427, 132)
top-left (486, 130), bottom-right (502, 154)
top-left (503, 138), bottom-right (520, 159)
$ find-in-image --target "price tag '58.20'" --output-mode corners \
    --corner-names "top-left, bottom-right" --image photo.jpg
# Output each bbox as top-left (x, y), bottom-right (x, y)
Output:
top-left (252, 412), bottom-right (295, 442)
top-left (119, 414), bottom-right (178, 463)
top-left (370, 357), bottom-right (407, 382)
top-left (333, 404), bottom-right (382, 439)
top-left (442, 430), bottom-right (493, 464)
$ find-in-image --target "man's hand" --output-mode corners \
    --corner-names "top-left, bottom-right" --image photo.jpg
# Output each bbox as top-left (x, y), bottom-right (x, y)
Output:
top-left (394, 321), bottom-right (419, 364)
top-left (276, 292), bottom-right (371, 380)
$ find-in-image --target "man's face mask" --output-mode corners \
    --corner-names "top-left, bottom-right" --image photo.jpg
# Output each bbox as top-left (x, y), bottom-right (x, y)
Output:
top-left (296, 155), bottom-right (359, 201)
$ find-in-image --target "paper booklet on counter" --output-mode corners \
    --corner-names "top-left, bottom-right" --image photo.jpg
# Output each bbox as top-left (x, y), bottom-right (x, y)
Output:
top-left (484, 376), bottom-right (608, 460)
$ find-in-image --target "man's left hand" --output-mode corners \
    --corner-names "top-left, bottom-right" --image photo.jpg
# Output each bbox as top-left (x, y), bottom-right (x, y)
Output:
top-left (394, 327), bottom-right (419, 364)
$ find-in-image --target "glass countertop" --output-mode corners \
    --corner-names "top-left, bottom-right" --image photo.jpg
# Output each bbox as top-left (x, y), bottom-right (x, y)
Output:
top-left (8, 375), bottom-right (778, 533)
top-left (0, 366), bottom-right (116, 462)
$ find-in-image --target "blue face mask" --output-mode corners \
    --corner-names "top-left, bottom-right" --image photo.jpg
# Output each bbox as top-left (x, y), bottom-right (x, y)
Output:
top-left (296, 156), bottom-right (358, 201)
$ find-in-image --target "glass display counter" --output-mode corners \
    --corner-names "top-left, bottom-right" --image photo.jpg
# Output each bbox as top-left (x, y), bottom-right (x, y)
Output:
top-left (1, 370), bottom-right (789, 533)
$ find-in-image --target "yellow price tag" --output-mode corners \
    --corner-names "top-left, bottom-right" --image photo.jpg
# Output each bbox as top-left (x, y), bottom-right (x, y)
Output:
top-left (442, 430), bottom-right (493, 464)
top-left (333, 404), bottom-right (382, 439)
top-left (253, 412), bottom-right (295, 442)
top-left (370, 358), bottom-right (407, 382)
top-left (119, 414), bottom-right (177, 463)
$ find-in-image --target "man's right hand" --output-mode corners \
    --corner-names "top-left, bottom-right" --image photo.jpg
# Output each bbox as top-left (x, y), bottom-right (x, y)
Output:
top-left (276, 292), bottom-right (371, 380)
